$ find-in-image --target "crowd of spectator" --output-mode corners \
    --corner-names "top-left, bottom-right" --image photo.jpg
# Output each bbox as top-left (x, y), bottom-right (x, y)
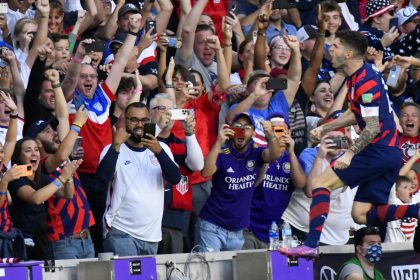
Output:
top-left (0, 0), bottom-right (418, 260)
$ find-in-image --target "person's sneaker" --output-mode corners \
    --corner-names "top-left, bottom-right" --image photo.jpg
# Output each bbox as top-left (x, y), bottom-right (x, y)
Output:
top-left (278, 245), bottom-right (318, 259)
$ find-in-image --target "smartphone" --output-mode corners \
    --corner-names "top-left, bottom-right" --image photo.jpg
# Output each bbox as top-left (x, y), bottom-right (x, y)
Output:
top-left (328, 136), bottom-right (349, 149)
top-left (16, 164), bottom-right (33, 177)
top-left (143, 123), bottom-right (156, 140)
top-left (85, 39), bottom-right (106, 53)
top-left (273, 125), bottom-right (287, 137)
top-left (227, 3), bottom-right (236, 19)
top-left (386, 65), bottom-right (402, 88)
top-left (73, 94), bottom-right (85, 111)
top-left (0, 58), bottom-right (8, 68)
top-left (272, 0), bottom-right (292, 10)
top-left (167, 37), bottom-right (182, 48)
top-left (145, 20), bottom-right (157, 35)
top-left (186, 74), bottom-right (197, 87)
top-left (266, 78), bottom-right (288, 91)
top-left (71, 136), bottom-right (83, 159)
top-left (0, 0), bottom-right (8, 14)
top-left (389, 17), bottom-right (399, 30)
top-left (169, 109), bottom-right (189, 120)
top-left (227, 126), bottom-right (245, 138)
top-left (252, 30), bottom-right (258, 44)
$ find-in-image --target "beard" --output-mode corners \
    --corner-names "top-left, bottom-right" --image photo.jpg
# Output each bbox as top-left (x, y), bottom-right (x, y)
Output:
top-left (126, 127), bottom-right (143, 143)
top-left (40, 139), bottom-right (58, 154)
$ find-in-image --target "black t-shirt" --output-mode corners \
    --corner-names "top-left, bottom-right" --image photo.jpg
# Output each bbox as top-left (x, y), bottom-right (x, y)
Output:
top-left (8, 175), bottom-right (52, 238)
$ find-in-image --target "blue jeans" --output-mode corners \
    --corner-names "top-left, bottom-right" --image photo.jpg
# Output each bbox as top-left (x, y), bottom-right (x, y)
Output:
top-left (103, 227), bottom-right (158, 256)
top-left (49, 237), bottom-right (95, 260)
top-left (197, 219), bottom-right (244, 252)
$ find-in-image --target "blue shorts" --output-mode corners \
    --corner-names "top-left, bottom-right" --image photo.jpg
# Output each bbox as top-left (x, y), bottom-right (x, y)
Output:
top-left (333, 145), bottom-right (402, 205)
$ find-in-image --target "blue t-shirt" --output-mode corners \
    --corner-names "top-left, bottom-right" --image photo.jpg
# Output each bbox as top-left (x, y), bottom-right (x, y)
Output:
top-left (200, 143), bottom-right (266, 231)
top-left (249, 152), bottom-right (299, 243)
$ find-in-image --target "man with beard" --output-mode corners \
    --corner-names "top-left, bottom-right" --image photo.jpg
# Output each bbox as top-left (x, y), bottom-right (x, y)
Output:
top-left (26, 69), bottom-right (94, 260)
top-left (97, 102), bottom-right (181, 256)
top-left (198, 111), bottom-right (281, 252)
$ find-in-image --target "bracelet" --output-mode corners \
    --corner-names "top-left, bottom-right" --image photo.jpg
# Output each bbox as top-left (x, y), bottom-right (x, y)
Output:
top-left (70, 125), bottom-right (81, 134)
top-left (128, 30), bottom-right (138, 36)
top-left (72, 123), bottom-right (82, 129)
top-left (9, 113), bottom-right (18, 119)
top-left (165, 84), bottom-right (175, 88)
top-left (0, 191), bottom-right (7, 196)
top-left (257, 31), bottom-right (266, 37)
top-left (72, 56), bottom-right (83, 64)
top-left (135, 87), bottom-right (142, 95)
top-left (52, 82), bottom-right (61, 89)
top-left (52, 179), bottom-right (63, 189)
top-left (224, 43), bottom-right (232, 47)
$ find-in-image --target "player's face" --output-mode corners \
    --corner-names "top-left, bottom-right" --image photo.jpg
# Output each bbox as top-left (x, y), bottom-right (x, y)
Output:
top-left (328, 38), bottom-right (347, 69)
top-left (397, 182), bottom-right (413, 203)
top-left (400, 105), bottom-right (420, 137)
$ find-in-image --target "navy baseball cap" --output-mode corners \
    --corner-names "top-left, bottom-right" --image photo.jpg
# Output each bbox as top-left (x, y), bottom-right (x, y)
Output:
top-left (232, 112), bottom-right (255, 127)
top-left (25, 119), bottom-right (59, 138)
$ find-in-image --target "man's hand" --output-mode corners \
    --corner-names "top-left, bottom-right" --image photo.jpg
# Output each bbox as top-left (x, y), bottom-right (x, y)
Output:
top-left (310, 125), bottom-right (324, 142)
top-left (76, 10), bottom-right (87, 23)
top-left (44, 69), bottom-right (60, 84)
top-left (73, 105), bottom-right (89, 127)
top-left (0, 48), bottom-right (16, 64)
top-left (60, 159), bottom-right (83, 181)
top-left (142, 135), bottom-right (162, 154)
top-left (138, 27), bottom-right (158, 51)
top-left (217, 124), bottom-right (234, 145)
top-left (333, 150), bottom-right (354, 170)
top-left (128, 13), bottom-right (142, 33)
top-left (112, 127), bottom-right (130, 151)
top-left (282, 133), bottom-right (295, 154)
top-left (157, 110), bottom-right (171, 130)
top-left (317, 135), bottom-right (336, 159)
top-left (222, 17), bottom-right (233, 41)
top-left (261, 120), bottom-right (275, 139)
top-left (75, 38), bottom-right (95, 58)
top-left (206, 35), bottom-right (222, 50)
top-left (165, 56), bottom-right (175, 83)
top-left (317, 4), bottom-right (328, 33)
top-left (253, 77), bottom-right (270, 97)
top-left (257, 1), bottom-right (272, 31)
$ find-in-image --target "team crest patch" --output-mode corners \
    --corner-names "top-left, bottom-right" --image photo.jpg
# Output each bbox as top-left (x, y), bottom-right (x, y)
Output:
top-left (93, 102), bottom-right (103, 111)
top-left (149, 155), bottom-right (159, 166)
top-left (282, 162), bottom-right (290, 173)
top-left (176, 176), bottom-right (189, 195)
top-left (246, 160), bottom-right (255, 171)
top-left (361, 93), bottom-right (373, 104)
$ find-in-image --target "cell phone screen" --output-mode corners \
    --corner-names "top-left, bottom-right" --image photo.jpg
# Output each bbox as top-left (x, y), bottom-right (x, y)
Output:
top-left (143, 123), bottom-right (156, 140)
top-left (146, 20), bottom-right (156, 35)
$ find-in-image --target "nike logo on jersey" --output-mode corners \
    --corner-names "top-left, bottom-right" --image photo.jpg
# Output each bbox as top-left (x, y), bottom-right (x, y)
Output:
top-left (124, 160), bottom-right (132, 165)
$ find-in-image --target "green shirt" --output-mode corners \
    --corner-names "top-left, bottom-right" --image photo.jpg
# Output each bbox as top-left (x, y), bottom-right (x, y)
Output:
top-left (336, 256), bottom-right (384, 280)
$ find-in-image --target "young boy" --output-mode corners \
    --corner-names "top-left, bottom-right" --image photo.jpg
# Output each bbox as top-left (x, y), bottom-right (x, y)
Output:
top-left (385, 176), bottom-right (418, 243)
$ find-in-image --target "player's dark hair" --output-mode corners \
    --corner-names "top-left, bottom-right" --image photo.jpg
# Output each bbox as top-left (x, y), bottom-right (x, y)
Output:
top-left (336, 31), bottom-right (368, 58)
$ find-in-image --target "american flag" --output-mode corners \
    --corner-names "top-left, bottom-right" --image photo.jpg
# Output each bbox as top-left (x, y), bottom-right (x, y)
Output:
top-left (401, 217), bottom-right (418, 240)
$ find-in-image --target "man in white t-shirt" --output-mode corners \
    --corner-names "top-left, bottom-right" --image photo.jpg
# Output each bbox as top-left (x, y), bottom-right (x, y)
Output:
top-left (283, 124), bottom-right (358, 245)
top-left (96, 102), bottom-right (181, 256)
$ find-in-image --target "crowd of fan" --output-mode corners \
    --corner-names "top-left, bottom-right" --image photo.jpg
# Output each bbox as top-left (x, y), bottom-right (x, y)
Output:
top-left (0, 0), bottom-right (418, 260)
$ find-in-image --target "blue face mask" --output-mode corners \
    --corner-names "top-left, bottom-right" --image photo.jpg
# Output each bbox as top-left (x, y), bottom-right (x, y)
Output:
top-left (364, 244), bottom-right (382, 264)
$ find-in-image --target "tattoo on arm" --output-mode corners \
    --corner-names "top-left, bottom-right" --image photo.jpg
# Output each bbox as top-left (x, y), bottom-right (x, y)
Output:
top-left (349, 116), bottom-right (380, 155)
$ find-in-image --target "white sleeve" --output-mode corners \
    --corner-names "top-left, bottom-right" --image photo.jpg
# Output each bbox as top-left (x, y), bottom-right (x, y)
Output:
top-left (185, 135), bottom-right (204, 171)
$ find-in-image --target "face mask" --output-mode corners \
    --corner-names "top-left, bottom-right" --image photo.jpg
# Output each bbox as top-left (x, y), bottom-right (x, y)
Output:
top-left (364, 244), bottom-right (382, 264)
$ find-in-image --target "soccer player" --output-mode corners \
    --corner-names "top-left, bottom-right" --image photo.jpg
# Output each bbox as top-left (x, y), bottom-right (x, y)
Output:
top-left (280, 30), bottom-right (419, 258)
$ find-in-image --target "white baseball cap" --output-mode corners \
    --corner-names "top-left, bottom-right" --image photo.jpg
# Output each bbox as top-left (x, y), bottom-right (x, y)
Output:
top-left (397, 6), bottom-right (420, 26)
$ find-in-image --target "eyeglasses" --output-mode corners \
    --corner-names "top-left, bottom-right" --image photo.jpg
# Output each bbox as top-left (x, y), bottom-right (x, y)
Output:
top-left (271, 46), bottom-right (291, 52)
top-left (232, 123), bottom-right (253, 131)
top-left (152, 105), bottom-right (168, 113)
top-left (79, 74), bottom-right (98, 80)
top-left (127, 117), bottom-right (150, 125)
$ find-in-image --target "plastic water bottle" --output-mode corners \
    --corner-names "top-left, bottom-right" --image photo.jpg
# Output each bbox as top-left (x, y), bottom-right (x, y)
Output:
top-left (281, 221), bottom-right (293, 248)
top-left (269, 221), bottom-right (279, 250)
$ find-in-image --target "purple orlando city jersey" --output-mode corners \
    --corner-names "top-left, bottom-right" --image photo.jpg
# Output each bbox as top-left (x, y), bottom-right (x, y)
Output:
top-left (200, 143), bottom-right (265, 231)
top-left (347, 63), bottom-right (398, 147)
top-left (249, 152), bottom-right (296, 243)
